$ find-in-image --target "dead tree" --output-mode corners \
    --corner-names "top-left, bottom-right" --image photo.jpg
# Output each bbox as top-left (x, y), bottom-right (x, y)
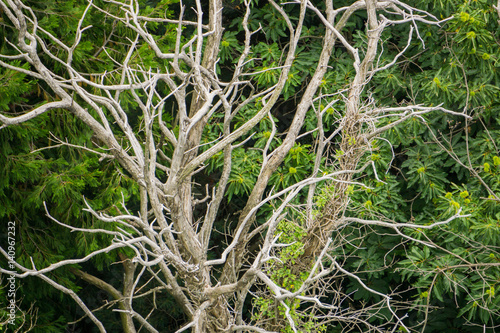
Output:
top-left (0, 0), bottom-right (469, 332)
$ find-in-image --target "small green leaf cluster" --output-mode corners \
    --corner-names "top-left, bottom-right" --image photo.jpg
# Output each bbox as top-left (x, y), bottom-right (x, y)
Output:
top-left (252, 220), bottom-right (325, 333)
top-left (271, 143), bottom-right (314, 190)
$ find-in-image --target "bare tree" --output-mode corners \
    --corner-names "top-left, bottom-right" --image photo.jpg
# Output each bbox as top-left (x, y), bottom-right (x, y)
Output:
top-left (0, 0), bottom-right (471, 332)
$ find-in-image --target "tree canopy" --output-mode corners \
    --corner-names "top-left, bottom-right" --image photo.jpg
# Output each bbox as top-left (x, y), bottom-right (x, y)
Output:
top-left (0, 0), bottom-right (499, 332)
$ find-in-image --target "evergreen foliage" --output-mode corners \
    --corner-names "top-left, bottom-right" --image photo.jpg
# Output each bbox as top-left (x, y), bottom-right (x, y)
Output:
top-left (0, 0), bottom-right (499, 332)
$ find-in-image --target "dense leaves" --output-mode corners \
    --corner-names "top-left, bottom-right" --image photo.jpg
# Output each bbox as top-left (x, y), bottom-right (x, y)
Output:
top-left (0, 0), bottom-right (499, 332)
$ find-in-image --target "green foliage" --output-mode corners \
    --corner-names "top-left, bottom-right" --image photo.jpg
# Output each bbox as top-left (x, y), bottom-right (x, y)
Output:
top-left (310, 0), bottom-right (500, 331)
top-left (1, 0), bottom-right (499, 331)
top-left (217, 1), bottom-right (500, 329)
top-left (226, 148), bottom-right (262, 201)
top-left (220, 31), bottom-right (243, 63)
top-left (0, 0), bottom-right (154, 330)
top-left (0, 63), bottom-right (36, 112)
top-left (252, 220), bottom-right (326, 333)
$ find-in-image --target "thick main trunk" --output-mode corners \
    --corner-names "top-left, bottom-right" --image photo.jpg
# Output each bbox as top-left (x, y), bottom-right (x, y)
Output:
top-left (204, 297), bottom-right (232, 332)
top-left (304, 119), bottom-right (364, 258)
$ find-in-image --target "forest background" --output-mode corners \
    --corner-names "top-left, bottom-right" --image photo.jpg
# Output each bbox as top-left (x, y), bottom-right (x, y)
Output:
top-left (0, 0), bottom-right (500, 332)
